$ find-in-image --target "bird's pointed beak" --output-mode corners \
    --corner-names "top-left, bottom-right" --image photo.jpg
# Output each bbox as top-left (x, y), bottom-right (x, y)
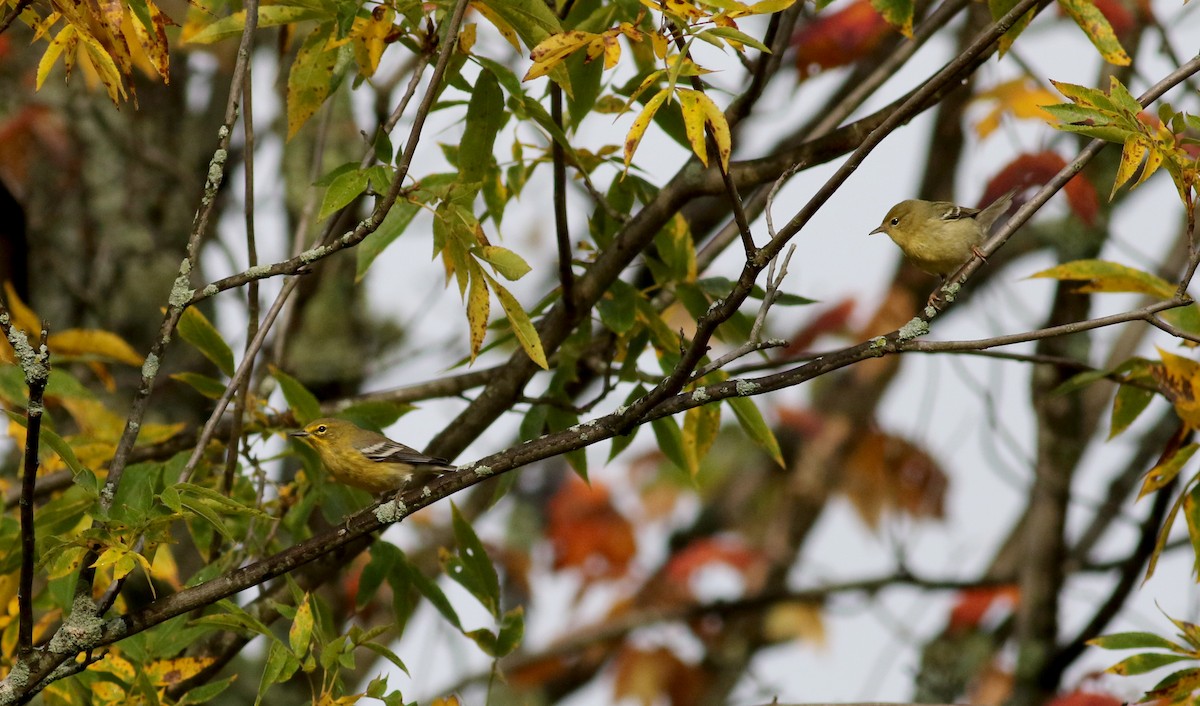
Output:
top-left (869, 225), bottom-right (886, 236)
top-left (289, 429), bottom-right (309, 438)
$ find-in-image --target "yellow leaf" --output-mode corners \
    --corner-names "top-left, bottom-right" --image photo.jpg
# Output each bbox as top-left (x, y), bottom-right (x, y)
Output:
top-left (144, 656), bottom-right (218, 687)
top-left (125, 0), bottom-right (171, 82)
top-left (2, 282), bottom-right (41, 335)
top-left (696, 91), bottom-right (730, 171)
top-left (971, 78), bottom-right (1059, 139)
top-left (287, 26), bottom-right (339, 140)
top-left (351, 8), bottom-right (393, 78)
top-left (624, 87), bottom-right (671, 169)
top-left (59, 398), bottom-right (125, 440)
top-left (1134, 145), bottom-right (1164, 188)
top-left (48, 329), bottom-right (143, 365)
top-left (471, 1), bottom-right (520, 52)
top-left (1154, 347), bottom-right (1200, 430)
top-left (1112, 133), bottom-right (1148, 198)
top-left (458, 22), bottom-right (476, 54)
top-left (651, 30), bottom-right (668, 58)
top-left (36, 24), bottom-right (77, 89)
top-left (1028, 259), bottom-right (1175, 299)
top-left (1057, 0), bottom-right (1130, 66)
top-left (466, 263), bottom-right (490, 362)
top-left (763, 601), bottom-right (826, 644)
top-left (80, 32), bottom-right (128, 103)
top-left (677, 89), bottom-right (709, 167)
top-left (289, 595), bottom-right (315, 656)
top-left (524, 30), bottom-right (594, 81)
top-left (150, 543), bottom-right (182, 589)
top-left (483, 272), bottom-right (547, 369)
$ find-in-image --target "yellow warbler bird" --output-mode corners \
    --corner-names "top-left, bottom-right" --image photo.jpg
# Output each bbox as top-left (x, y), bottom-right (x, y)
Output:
top-left (289, 417), bottom-right (456, 493)
top-left (870, 190), bottom-right (1016, 278)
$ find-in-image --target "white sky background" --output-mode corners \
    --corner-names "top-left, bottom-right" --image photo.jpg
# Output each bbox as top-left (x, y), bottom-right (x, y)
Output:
top-left (0, 0), bottom-right (1194, 702)
top-left (194, 0), bottom-right (1200, 702)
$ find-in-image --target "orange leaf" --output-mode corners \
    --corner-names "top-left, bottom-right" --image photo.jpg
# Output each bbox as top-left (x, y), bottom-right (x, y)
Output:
top-left (547, 477), bottom-right (636, 581)
top-left (612, 646), bottom-right (709, 706)
top-left (842, 427), bottom-right (947, 527)
top-left (790, 0), bottom-right (891, 80)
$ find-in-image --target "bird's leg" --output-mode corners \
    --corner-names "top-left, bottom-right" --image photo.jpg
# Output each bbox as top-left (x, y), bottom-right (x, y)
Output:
top-left (972, 246), bottom-right (987, 262)
top-left (926, 276), bottom-right (947, 310)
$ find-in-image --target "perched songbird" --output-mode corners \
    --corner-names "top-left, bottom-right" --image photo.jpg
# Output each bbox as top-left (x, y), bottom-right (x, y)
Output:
top-left (289, 417), bottom-right (456, 494)
top-left (870, 190), bottom-right (1016, 277)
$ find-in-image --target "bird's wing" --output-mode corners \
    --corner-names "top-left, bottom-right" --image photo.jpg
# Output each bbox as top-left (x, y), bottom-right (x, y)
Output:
top-left (934, 202), bottom-right (982, 221)
top-left (359, 439), bottom-right (452, 467)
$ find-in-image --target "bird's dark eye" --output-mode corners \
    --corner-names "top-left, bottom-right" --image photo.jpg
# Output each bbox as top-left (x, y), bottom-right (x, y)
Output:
top-left (316, 425), bottom-right (327, 434)
top-left (890, 217), bottom-right (900, 226)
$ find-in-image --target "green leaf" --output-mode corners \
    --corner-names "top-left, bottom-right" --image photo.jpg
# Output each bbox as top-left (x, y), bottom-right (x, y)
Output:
top-left (178, 307), bottom-right (235, 376)
top-left (373, 129), bottom-right (395, 165)
top-left (700, 26), bottom-right (771, 52)
top-left (259, 640), bottom-right (299, 699)
top-left (1185, 483), bottom-right (1200, 578)
top-left (682, 402), bottom-right (721, 473)
top-left (400, 551), bottom-right (461, 630)
top-left (566, 50), bottom-right (604, 129)
top-left (1107, 651), bottom-right (1194, 675)
top-left (319, 167), bottom-right (369, 221)
top-left (495, 606), bottom-right (525, 658)
top-left (170, 372), bottom-right (228, 400)
top-left (1110, 384), bottom-right (1155, 439)
top-left (460, 69), bottom-right (506, 184)
top-left (271, 366), bottom-right (321, 424)
top-left (360, 639), bottom-right (409, 674)
top-left (651, 415), bottom-right (692, 475)
top-left (990, 0), bottom-right (1036, 54)
top-left (477, 245), bottom-right (532, 281)
top-left (1089, 632), bottom-right (1187, 651)
top-left (176, 676), bottom-right (236, 706)
top-left (475, 0), bottom-right (562, 48)
top-left (180, 496), bottom-right (235, 541)
top-left (356, 200), bottom-right (421, 281)
top-left (597, 279), bottom-right (638, 334)
top-left (338, 401), bottom-right (414, 431)
top-left (447, 502), bottom-right (501, 617)
top-left (870, 0), bottom-right (912, 36)
top-left (728, 396), bottom-right (784, 467)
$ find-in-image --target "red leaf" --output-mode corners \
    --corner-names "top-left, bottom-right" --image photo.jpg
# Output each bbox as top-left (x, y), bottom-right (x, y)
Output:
top-left (780, 298), bottom-right (856, 357)
top-left (1046, 690), bottom-right (1124, 706)
top-left (663, 536), bottom-right (767, 598)
top-left (791, 0), bottom-right (891, 80)
top-left (948, 585), bottom-right (1019, 633)
top-left (983, 152), bottom-right (1100, 227)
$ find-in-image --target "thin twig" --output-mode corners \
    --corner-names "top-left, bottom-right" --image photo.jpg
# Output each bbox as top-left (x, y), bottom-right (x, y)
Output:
top-left (551, 84), bottom-right (575, 314)
top-left (0, 0), bottom-right (32, 35)
top-left (0, 313), bottom-right (51, 656)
